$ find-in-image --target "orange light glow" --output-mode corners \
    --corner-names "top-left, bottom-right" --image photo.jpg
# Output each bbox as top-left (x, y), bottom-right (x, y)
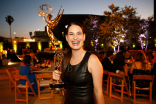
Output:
top-left (24, 39), bottom-right (35, 42)
top-left (14, 41), bottom-right (16, 43)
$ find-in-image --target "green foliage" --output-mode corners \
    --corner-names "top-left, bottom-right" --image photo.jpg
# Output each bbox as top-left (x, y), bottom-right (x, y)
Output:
top-left (5, 15), bottom-right (14, 25)
top-left (100, 3), bottom-right (141, 49)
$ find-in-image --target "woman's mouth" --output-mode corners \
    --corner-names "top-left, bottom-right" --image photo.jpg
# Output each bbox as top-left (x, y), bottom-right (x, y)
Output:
top-left (72, 41), bottom-right (80, 45)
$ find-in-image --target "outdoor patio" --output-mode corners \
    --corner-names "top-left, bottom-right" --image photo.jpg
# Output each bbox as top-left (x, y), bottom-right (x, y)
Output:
top-left (0, 62), bottom-right (155, 104)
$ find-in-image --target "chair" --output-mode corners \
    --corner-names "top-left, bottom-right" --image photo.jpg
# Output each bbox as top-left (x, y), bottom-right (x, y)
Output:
top-left (109, 72), bottom-right (130, 102)
top-left (103, 70), bottom-right (110, 95)
top-left (6, 67), bottom-right (19, 92)
top-left (13, 75), bottom-right (37, 104)
top-left (36, 73), bottom-right (53, 101)
top-left (133, 75), bottom-right (154, 104)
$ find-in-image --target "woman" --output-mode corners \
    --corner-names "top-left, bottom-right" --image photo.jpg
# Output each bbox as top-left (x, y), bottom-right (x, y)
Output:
top-left (150, 63), bottom-right (156, 100)
top-left (30, 52), bottom-right (39, 66)
top-left (151, 50), bottom-right (156, 66)
top-left (19, 55), bottom-right (41, 95)
top-left (113, 52), bottom-right (128, 76)
top-left (125, 50), bottom-right (131, 60)
top-left (112, 52), bottom-right (128, 85)
top-left (129, 52), bottom-right (151, 88)
top-left (53, 22), bottom-right (104, 104)
top-left (130, 52), bottom-right (151, 74)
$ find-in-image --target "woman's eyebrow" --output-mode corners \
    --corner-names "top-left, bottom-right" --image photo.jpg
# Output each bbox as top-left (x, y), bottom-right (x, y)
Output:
top-left (68, 31), bottom-right (82, 33)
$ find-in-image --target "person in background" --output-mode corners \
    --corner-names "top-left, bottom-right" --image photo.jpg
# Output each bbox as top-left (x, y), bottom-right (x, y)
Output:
top-left (130, 52), bottom-right (151, 74)
top-left (129, 52), bottom-right (151, 89)
top-left (7, 49), bottom-right (11, 59)
top-left (124, 50), bottom-right (131, 63)
top-left (150, 63), bottom-right (156, 100)
top-left (10, 50), bottom-right (21, 62)
top-left (19, 55), bottom-right (42, 95)
top-left (99, 52), bottom-right (106, 62)
top-left (53, 22), bottom-right (105, 104)
top-left (113, 52), bottom-right (128, 76)
top-left (111, 52), bottom-right (129, 86)
top-left (30, 53), bottom-right (39, 66)
top-left (101, 50), bottom-right (115, 73)
top-left (101, 50), bottom-right (115, 81)
top-left (151, 50), bottom-right (156, 66)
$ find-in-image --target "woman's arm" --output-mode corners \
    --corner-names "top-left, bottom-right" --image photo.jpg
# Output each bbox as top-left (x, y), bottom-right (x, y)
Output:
top-left (29, 64), bottom-right (40, 71)
top-left (88, 54), bottom-right (105, 104)
top-left (124, 64), bottom-right (128, 76)
top-left (147, 62), bottom-right (152, 72)
top-left (129, 63), bottom-right (134, 74)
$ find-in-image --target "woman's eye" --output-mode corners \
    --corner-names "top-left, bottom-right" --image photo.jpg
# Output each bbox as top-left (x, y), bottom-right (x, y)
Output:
top-left (69, 33), bottom-right (73, 35)
top-left (77, 32), bottom-right (82, 35)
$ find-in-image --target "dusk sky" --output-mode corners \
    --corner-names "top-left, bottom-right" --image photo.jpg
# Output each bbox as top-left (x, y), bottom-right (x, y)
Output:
top-left (0, 0), bottom-right (154, 39)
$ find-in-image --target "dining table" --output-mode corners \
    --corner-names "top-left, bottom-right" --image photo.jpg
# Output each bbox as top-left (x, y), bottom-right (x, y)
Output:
top-left (33, 64), bottom-right (55, 74)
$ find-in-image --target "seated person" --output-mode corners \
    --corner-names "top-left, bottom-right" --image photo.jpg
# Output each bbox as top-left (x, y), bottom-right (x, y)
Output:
top-left (150, 63), bottom-right (156, 100)
top-left (19, 55), bottom-right (42, 95)
top-left (99, 52), bottom-right (106, 62)
top-left (125, 50), bottom-right (131, 60)
top-left (112, 52), bottom-right (128, 84)
top-left (101, 50), bottom-right (115, 80)
top-left (113, 52), bottom-right (128, 76)
top-left (7, 49), bottom-right (11, 59)
top-left (130, 52), bottom-right (151, 88)
top-left (124, 50), bottom-right (133, 64)
top-left (130, 52), bottom-right (151, 74)
top-left (101, 50), bottom-right (115, 72)
top-left (30, 53), bottom-right (39, 66)
top-left (151, 50), bottom-right (156, 67)
top-left (10, 50), bottom-right (21, 62)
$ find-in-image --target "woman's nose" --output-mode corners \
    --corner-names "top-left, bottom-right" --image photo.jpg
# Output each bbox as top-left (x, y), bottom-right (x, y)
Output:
top-left (73, 34), bottom-right (78, 39)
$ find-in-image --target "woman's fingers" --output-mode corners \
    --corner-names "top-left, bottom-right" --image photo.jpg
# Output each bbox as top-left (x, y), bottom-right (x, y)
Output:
top-left (53, 70), bottom-right (62, 80)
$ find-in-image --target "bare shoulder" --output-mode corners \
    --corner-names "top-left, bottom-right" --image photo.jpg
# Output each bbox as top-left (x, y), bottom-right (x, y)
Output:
top-left (88, 54), bottom-right (99, 62)
top-left (20, 62), bottom-right (26, 66)
top-left (88, 54), bottom-right (103, 73)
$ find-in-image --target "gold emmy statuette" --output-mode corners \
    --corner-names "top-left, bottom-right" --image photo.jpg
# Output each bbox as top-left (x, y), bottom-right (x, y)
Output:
top-left (38, 4), bottom-right (64, 91)
top-left (50, 52), bottom-right (64, 90)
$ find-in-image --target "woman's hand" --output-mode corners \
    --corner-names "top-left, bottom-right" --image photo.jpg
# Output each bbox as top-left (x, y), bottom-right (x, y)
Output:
top-left (37, 63), bottom-right (41, 68)
top-left (119, 71), bottom-right (125, 76)
top-left (30, 71), bottom-right (33, 74)
top-left (53, 70), bottom-right (62, 80)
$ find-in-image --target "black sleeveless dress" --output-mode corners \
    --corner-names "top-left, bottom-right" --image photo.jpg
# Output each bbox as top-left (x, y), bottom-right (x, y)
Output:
top-left (63, 52), bottom-right (95, 104)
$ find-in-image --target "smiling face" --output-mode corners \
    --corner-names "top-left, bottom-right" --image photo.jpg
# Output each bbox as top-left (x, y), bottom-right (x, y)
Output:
top-left (66, 24), bottom-right (85, 50)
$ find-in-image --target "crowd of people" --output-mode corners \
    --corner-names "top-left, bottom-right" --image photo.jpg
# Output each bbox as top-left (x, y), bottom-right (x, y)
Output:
top-left (101, 49), bottom-right (156, 100)
top-left (7, 49), bottom-right (21, 62)
top-left (15, 22), bottom-right (156, 103)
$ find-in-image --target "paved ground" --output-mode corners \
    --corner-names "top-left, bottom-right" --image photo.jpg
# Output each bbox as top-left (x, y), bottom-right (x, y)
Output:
top-left (0, 62), bottom-right (156, 104)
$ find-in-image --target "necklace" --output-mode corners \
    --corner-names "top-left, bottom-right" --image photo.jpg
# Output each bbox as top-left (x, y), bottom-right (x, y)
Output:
top-left (70, 52), bottom-right (85, 65)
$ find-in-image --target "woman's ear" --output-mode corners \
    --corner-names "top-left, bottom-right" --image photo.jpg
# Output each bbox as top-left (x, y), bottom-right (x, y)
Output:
top-left (83, 33), bottom-right (86, 41)
top-left (65, 35), bottom-right (68, 42)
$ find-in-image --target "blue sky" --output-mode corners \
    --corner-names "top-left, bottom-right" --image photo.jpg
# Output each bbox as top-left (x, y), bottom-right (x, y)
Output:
top-left (0, 0), bottom-right (154, 39)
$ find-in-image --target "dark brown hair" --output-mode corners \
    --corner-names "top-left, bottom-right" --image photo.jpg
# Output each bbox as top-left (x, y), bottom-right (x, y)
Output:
top-left (63, 22), bottom-right (84, 69)
top-left (23, 55), bottom-right (31, 66)
top-left (61, 22), bottom-right (84, 81)
top-left (135, 52), bottom-right (146, 70)
top-left (65, 22), bottom-right (84, 35)
top-left (135, 53), bottom-right (145, 62)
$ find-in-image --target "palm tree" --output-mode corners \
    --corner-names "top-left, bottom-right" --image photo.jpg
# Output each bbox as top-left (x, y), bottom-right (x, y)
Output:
top-left (5, 15), bottom-right (14, 38)
top-left (29, 32), bottom-right (32, 39)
